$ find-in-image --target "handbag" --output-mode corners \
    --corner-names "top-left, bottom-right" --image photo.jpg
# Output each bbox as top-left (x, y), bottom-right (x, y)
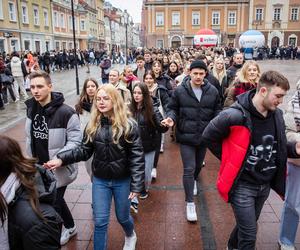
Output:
top-left (0, 73), bottom-right (14, 84)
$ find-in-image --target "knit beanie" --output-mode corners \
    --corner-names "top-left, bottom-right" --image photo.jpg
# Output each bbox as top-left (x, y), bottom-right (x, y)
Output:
top-left (189, 60), bottom-right (207, 71)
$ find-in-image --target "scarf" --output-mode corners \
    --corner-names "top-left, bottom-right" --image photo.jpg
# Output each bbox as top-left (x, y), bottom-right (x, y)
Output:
top-left (0, 173), bottom-right (20, 250)
top-left (233, 81), bottom-right (256, 97)
top-left (125, 75), bottom-right (138, 83)
top-left (148, 83), bottom-right (158, 97)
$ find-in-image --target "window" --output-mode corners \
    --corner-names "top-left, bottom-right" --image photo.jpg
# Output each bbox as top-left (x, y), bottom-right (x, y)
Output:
top-left (172, 12), bottom-right (180, 26)
top-left (155, 12), bottom-right (164, 26)
top-left (228, 11), bottom-right (236, 25)
top-left (289, 37), bottom-right (296, 46)
top-left (54, 12), bottom-right (58, 27)
top-left (68, 15), bottom-right (72, 29)
top-left (33, 6), bottom-right (39, 25)
top-left (10, 39), bottom-right (19, 52)
top-left (8, 2), bottom-right (16, 21)
top-left (212, 11), bottom-right (220, 25)
top-left (44, 9), bottom-right (49, 26)
top-left (157, 39), bottom-right (163, 48)
top-left (80, 20), bottom-right (85, 30)
top-left (55, 41), bottom-right (60, 50)
top-left (60, 13), bottom-right (65, 28)
top-left (274, 8), bottom-right (281, 21)
top-left (291, 8), bottom-right (299, 21)
top-left (255, 8), bottom-right (263, 21)
top-left (24, 40), bottom-right (30, 50)
top-left (192, 12), bottom-right (200, 25)
top-left (0, 0), bottom-right (3, 19)
top-left (21, 4), bottom-right (28, 24)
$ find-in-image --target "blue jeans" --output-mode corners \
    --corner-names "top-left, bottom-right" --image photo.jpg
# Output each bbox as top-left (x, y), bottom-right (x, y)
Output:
top-left (228, 181), bottom-right (270, 250)
top-left (279, 162), bottom-right (300, 247)
top-left (92, 176), bottom-right (134, 250)
top-left (144, 151), bottom-right (155, 190)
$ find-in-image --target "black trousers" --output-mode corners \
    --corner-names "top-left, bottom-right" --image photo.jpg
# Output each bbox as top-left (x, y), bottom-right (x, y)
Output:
top-left (54, 186), bottom-right (75, 229)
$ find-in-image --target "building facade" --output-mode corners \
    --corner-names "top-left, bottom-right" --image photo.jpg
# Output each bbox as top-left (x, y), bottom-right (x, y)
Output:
top-left (104, 1), bottom-right (141, 52)
top-left (0, 0), bottom-right (106, 53)
top-left (142, 0), bottom-right (300, 48)
top-left (249, 0), bottom-right (300, 47)
top-left (0, 0), bottom-right (21, 53)
top-left (143, 0), bottom-right (249, 48)
top-left (19, 0), bottom-right (53, 53)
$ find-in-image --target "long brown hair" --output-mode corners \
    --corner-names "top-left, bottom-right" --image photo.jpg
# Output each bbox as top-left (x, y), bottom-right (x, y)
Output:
top-left (75, 78), bottom-right (99, 114)
top-left (130, 82), bottom-right (155, 127)
top-left (0, 135), bottom-right (42, 225)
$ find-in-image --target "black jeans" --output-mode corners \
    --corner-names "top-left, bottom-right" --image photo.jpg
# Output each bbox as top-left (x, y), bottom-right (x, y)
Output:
top-left (2, 83), bottom-right (16, 103)
top-left (228, 181), bottom-right (270, 250)
top-left (180, 144), bottom-right (206, 202)
top-left (153, 134), bottom-right (162, 169)
top-left (54, 186), bottom-right (75, 229)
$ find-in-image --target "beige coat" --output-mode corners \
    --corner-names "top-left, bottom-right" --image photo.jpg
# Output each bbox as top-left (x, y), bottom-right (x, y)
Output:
top-left (284, 80), bottom-right (300, 166)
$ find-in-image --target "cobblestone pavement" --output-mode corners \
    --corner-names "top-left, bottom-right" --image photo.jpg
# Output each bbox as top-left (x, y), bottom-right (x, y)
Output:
top-left (1, 60), bottom-right (300, 250)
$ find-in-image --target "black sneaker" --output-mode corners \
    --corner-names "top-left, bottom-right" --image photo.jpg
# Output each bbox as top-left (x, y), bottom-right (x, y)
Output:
top-left (139, 191), bottom-right (149, 200)
top-left (130, 202), bottom-right (138, 214)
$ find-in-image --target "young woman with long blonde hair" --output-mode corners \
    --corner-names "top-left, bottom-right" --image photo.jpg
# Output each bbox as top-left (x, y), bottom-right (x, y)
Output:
top-left (224, 60), bottom-right (261, 108)
top-left (45, 84), bottom-right (145, 250)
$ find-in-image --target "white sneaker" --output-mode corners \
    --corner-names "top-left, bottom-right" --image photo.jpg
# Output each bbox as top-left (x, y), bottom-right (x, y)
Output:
top-left (193, 180), bottom-right (197, 196)
top-left (123, 230), bottom-right (137, 250)
top-left (160, 144), bottom-right (164, 153)
top-left (186, 203), bottom-right (197, 222)
top-left (151, 168), bottom-right (157, 179)
top-left (60, 225), bottom-right (77, 245)
top-left (278, 241), bottom-right (295, 250)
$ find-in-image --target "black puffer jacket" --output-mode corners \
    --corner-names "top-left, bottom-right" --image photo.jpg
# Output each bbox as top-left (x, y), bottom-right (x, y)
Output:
top-left (57, 118), bottom-right (145, 193)
top-left (133, 98), bottom-right (168, 152)
top-left (8, 165), bottom-right (62, 250)
top-left (168, 76), bottom-right (221, 146)
top-left (156, 74), bottom-right (173, 97)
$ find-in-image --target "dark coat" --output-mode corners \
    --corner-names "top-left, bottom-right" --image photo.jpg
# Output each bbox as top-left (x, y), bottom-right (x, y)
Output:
top-left (57, 117), bottom-right (145, 193)
top-left (8, 165), bottom-right (62, 250)
top-left (99, 58), bottom-right (111, 79)
top-left (133, 98), bottom-right (168, 152)
top-left (156, 74), bottom-right (173, 97)
top-left (202, 90), bottom-right (300, 201)
top-left (168, 76), bottom-right (221, 146)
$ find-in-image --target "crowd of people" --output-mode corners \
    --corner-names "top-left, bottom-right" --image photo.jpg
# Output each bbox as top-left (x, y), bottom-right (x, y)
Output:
top-left (1, 44), bottom-right (300, 250)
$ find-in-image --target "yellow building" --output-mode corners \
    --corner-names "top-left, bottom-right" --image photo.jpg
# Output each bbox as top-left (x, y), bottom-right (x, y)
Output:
top-left (143, 0), bottom-right (249, 48)
top-left (0, 0), bottom-right (21, 53)
top-left (18, 0), bottom-right (53, 52)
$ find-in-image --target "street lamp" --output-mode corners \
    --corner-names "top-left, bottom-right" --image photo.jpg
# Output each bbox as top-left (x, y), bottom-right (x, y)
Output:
top-left (124, 10), bottom-right (129, 65)
top-left (71, 0), bottom-right (80, 95)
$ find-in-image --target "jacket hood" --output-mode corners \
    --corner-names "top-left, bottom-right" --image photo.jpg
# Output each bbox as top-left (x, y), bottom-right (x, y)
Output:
top-left (25, 92), bottom-right (65, 116)
top-left (11, 56), bottom-right (21, 63)
top-left (236, 89), bottom-right (274, 119)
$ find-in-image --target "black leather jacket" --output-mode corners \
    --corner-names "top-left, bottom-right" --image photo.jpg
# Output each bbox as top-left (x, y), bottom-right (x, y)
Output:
top-left (57, 117), bottom-right (145, 193)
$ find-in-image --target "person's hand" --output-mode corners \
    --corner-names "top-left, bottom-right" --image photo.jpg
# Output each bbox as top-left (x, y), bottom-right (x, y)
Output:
top-left (296, 142), bottom-right (300, 155)
top-left (43, 159), bottom-right (63, 170)
top-left (161, 117), bottom-right (174, 127)
top-left (128, 192), bottom-right (138, 200)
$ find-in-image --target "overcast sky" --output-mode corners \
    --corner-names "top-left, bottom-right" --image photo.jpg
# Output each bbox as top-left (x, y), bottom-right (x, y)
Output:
top-left (107, 0), bottom-right (143, 23)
